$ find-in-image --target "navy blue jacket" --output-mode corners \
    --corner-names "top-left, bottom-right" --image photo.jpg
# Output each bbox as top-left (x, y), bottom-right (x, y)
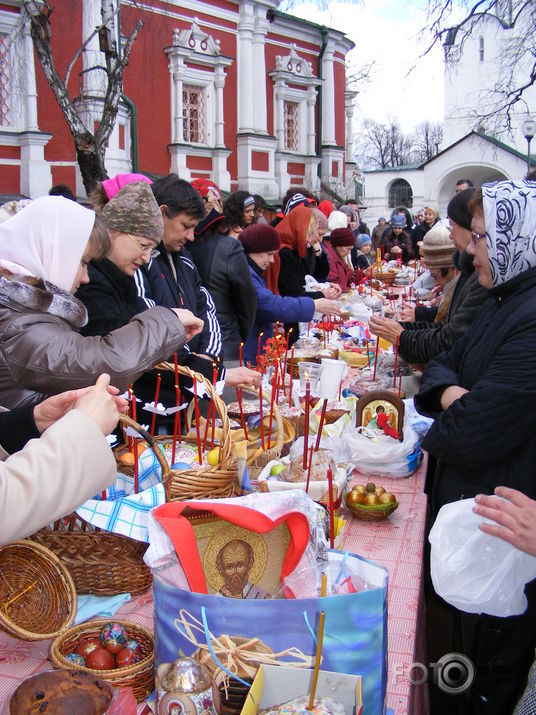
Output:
top-left (244, 261), bottom-right (315, 366)
top-left (415, 266), bottom-right (536, 516)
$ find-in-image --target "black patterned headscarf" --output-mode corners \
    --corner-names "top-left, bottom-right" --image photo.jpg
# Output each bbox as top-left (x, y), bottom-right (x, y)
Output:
top-left (482, 179), bottom-right (536, 287)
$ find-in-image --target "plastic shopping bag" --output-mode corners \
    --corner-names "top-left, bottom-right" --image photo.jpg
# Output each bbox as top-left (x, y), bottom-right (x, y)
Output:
top-left (342, 423), bottom-right (422, 477)
top-left (429, 498), bottom-right (536, 617)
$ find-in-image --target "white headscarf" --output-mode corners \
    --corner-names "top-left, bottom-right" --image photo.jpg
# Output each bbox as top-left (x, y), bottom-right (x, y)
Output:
top-left (0, 196), bottom-right (95, 292)
top-left (483, 179), bottom-right (536, 287)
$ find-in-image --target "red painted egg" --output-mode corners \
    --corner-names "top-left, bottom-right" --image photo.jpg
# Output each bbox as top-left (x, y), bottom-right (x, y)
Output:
top-left (85, 647), bottom-right (116, 671)
top-left (75, 637), bottom-right (102, 658)
top-left (115, 648), bottom-right (135, 668)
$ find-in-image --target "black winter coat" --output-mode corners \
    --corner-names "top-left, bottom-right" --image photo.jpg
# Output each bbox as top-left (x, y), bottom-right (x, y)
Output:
top-left (187, 229), bottom-right (256, 361)
top-left (278, 246), bottom-right (330, 345)
top-left (398, 249), bottom-right (488, 364)
top-left (415, 266), bottom-right (536, 515)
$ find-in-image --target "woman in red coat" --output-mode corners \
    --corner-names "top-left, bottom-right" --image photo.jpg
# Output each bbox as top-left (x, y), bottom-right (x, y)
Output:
top-left (324, 227), bottom-right (355, 291)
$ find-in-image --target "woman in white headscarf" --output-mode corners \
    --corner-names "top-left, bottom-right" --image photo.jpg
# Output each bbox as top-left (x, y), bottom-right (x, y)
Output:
top-left (0, 195), bottom-right (202, 409)
top-left (415, 179), bottom-right (536, 715)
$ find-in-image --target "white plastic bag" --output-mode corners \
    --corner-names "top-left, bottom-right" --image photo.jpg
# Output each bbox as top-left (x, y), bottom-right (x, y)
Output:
top-left (429, 498), bottom-right (536, 617)
top-left (342, 423), bottom-right (422, 477)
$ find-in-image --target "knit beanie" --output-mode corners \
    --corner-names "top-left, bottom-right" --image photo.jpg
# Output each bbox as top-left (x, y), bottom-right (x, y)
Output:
top-left (191, 178), bottom-right (222, 203)
top-left (329, 227), bottom-right (355, 247)
top-left (317, 200), bottom-right (333, 219)
top-left (239, 223), bottom-right (281, 253)
top-left (327, 210), bottom-right (348, 234)
top-left (447, 188), bottom-right (476, 231)
top-left (102, 173), bottom-right (152, 200)
top-left (101, 182), bottom-right (164, 244)
top-left (355, 233), bottom-right (371, 249)
top-left (312, 208), bottom-right (329, 233)
top-left (285, 193), bottom-right (314, 215)
top-left (391, 214), bottom-right (405, 228)
top-left (421, 223), bottom-right (455, 268)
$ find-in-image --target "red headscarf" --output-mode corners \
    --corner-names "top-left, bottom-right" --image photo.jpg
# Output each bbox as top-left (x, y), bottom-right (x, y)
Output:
top-left (264, 205), bottom-right (313, 293)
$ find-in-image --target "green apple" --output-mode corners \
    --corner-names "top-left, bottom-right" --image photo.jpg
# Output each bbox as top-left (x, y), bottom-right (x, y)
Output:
top-left (270, 463), bottom-right (287, 476)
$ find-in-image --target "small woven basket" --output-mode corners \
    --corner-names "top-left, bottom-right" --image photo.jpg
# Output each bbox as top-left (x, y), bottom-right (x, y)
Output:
top-left (31, 415), bottom-right (157, 596)
top-left (345, 496), bottom-right (399, 521)
top-left (154, 362), bottom-right (237, 500)
top-left (372, 270), bottom-right (397, 286)
top-left (0, 541), bottom-right (76, 640)
top-left (51, 619), bottom-right (154, 703)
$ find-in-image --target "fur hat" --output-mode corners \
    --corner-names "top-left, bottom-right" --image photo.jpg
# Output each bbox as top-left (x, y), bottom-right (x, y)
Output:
top-left (239, 223), bottom-right (281, 253)
top-left (101, 182), bottom-right (163, 244)
top-left (327, 210), bottom-right (348, 234)
top-left (329, 227), bottom-right (355, 247)
top-left (102, 173), bottom-right (152, 200)
top-left (391, 214), bottom-right (406, 228)
top-left (447, 188), bottom-right (476, 231)
top-left (422, 223), bottom-right (455, 268)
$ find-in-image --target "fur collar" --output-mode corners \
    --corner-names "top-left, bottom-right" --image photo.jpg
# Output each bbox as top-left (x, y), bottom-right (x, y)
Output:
top-left (0, 269), bottom-right (88, 329)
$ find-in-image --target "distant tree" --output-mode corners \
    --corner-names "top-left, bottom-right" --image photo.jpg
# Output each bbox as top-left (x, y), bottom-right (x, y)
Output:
top-left (21, 0), bottom-right (142, 193)
top-left (421, 0), bottom-right (535, 130)
top-left (410, 121), bottom-right (444, 162)
top-left (355, 118), bottom-right (414, 169)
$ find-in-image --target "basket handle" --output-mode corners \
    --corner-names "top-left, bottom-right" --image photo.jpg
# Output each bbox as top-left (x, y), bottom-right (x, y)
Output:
top-left (236, 384), bottom-right (285, 452)
top-left (119, 414), bottom-right (170, 477)
top-left (154, 361), bottom-right (232, 467)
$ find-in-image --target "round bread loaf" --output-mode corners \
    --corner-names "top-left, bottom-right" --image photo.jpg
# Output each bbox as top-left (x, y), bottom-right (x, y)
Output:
top-left (10, 669), bottom-right (112, 714)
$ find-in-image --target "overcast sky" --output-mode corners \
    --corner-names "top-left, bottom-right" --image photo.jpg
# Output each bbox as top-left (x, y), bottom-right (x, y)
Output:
top-left (291, 0), bottom-right (448, 132)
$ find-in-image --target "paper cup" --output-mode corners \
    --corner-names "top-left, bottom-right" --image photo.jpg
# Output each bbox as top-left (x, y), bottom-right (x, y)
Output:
top-left (318, 358), bottom-right (348, 399)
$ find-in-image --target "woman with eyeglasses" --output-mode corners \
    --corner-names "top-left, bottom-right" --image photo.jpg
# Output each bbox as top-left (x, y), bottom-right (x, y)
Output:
top-left (0, 188), bottom-right (202, 410)
top-left (415, 179), bottom-right (536, 714)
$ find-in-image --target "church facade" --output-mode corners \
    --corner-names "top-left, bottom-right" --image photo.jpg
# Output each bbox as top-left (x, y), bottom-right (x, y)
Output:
top-left (0, 0), bottom-right (356, 201)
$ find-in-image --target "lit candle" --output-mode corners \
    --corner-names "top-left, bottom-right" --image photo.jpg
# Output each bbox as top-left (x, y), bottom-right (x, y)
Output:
top-left (150, 373), bottom-right (161, 437)
top-left (239, 342), bottom-right (243, 367)
top-left (211, 363), bottom-right (217, 448)
top-left (256, 332), bottom-right (264, 368)
top-left (268, 365), bottom-right (278, 449)
top-left (131, 389), bottom-right (139, 494)
top-left (302, 376), bottom-right (310, 469)
top-left (327, 467), bottom-right (334, 548)
top-left (193, 378), bottom-right (203, 464)
top-left (393, 335), bottom-right (399, 388)
top-left (288, 348), bottom-right (295, 406)
top-left (235, 387), bottom-right (248, 440)
top-left (172, 386), bottom-right (180, 464)
top-left (398, 370), bottom-right (402, 398)
top-left (259, 383), bottom-right (265, 450)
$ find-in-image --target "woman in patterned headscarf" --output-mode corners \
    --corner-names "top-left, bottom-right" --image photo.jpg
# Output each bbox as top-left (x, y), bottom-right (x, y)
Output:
top-left (415, 179), bottom-right (536, 715)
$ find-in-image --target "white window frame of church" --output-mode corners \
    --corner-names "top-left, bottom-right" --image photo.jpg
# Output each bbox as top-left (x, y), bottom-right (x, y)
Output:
top-left (182, 83), bottom-right (208, 144)
top-left (0, 10), bottom-right (23, 131)
top-left (283, 100), bottom-right (299, 151)
top-left (276, 87), bottom-right (308, 155)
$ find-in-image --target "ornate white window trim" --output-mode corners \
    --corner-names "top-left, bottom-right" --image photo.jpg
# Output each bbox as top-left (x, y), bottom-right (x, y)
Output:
top-left (166, 18), bottom-right (232, 149)
top-left (269, 45), bottom-right (320, 156)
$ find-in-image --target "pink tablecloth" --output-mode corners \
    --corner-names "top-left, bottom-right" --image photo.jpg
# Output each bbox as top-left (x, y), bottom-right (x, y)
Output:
top-left (0, 458), bottom-right (430, 715)
top-left (342, 455), bottom-right (430, 715)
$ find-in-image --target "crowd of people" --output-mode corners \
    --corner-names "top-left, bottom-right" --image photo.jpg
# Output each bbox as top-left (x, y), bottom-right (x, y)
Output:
top-left (1, 170), bottom-right (536, 714)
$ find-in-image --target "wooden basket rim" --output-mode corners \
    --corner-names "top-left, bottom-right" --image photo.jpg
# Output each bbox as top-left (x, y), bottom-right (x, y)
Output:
top-left (0, 540), bottom-right (77, 640)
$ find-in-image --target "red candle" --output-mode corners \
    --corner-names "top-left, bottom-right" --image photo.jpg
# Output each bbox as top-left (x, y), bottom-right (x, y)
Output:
top-left (327, 467), bottom-right (334, 549)
top-left (257, 332), bottom-right (264, 368)
top-left (172, 386), bottom-right (180, 464)
top-left (398, 371), bottom-right (402, 398)
top-left (393, 335), bottom-right (399, 388)
top-left (302, 379), bottom-right (311, 469)
top-left (305, 446), bottom-right (314, 494)
top-left (193, 378), bottom-right (203, 464)
top-left (372, 339), bottom-right (380, 381)
top-left (366, 339), bottom-right (370, 366)
top-left (211, 363), bottom-right (217, 448)
top-left (288, 348), bottom-right (295, 406)
top-left (150, 373), bottom-right (161, 437)
top-left (235, 387), bottom-right (248, 440)
top-left (259, 383), bottom-right (265, 450)
top-left (131, 390), bottom-right (139, 494)
top-left (268, 364), bottom-right (278, 449)
top-left (315, 398), bottom-right (328, 451)
top-left (239, 342), bottom-right (243, 367)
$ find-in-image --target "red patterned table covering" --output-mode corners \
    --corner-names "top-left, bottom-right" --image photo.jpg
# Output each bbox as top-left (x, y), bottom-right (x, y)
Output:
top-left (0, 457), bottom-right (430, 715)
top-left (342, 455), bottom-right (430, 715)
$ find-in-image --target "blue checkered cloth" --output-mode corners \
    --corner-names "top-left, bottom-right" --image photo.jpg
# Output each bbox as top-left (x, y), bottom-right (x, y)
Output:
top-left (75, 448), bottom-right (166, 543)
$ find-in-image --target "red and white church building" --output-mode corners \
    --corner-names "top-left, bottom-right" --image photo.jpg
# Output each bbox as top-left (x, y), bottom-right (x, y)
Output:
top-left (0, 0), bottom-right (357, 202)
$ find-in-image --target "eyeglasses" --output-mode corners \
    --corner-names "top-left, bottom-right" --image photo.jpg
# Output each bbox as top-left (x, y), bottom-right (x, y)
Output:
top-left (471, 230), bottom-right (486, 244)
top-left (126, 234), bottom-right (159, 258)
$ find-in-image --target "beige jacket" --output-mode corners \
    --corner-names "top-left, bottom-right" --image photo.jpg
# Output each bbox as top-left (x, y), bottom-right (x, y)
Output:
top-left (0, 272), bottom-right (187, 408)
top-left (0, 409), bottom-right (117, 545)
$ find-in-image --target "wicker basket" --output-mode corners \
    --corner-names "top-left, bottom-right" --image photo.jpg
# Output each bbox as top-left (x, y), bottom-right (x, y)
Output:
top-left (0, 541), bottom-right (76, 640)
top-left (51, 619), bottom-right (154, 703)
top-left (31, 415), bottom-right (156, 596)
top-left (154, 362), bottom-right (237, 500)
top-left (372, 270), bottom-right (397, 286)
top-left (345, 495), bottom-right (399, 521)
